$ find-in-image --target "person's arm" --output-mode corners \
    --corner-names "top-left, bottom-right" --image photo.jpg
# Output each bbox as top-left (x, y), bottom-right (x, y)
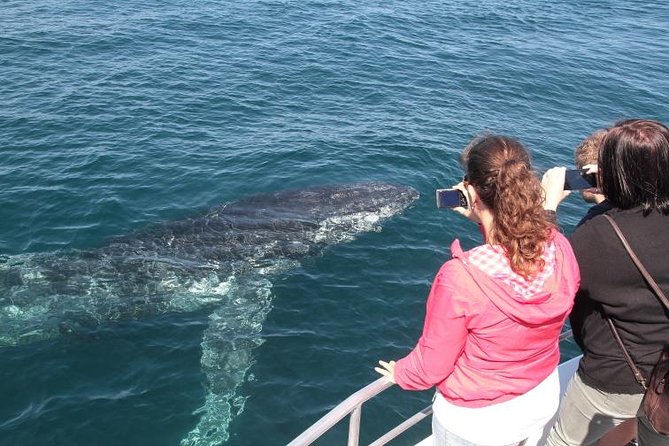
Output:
top-left (567, 215), bottom-right (601, 352)
top-left (596, 419), bottom-right (636, 446)
top-left (568, 288), bottom-right (595, 353)
top-left (385, 267), bottom-right (469, 390)
top-left (450, 181), bottom-right (481, 224)
top-left (542, 167), bottom-right (570, 211)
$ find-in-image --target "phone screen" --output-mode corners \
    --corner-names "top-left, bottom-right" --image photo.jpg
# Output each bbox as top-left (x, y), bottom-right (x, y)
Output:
top-left (564, 169), bottom-right (597, 190)
top-left (436, 189), bottom-right (467, 208)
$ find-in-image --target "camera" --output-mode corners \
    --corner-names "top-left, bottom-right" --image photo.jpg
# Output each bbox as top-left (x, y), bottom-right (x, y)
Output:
top-left (436, 189), bottom-right (468, 208)
top-left (564, 169), bottom-right (597, 190)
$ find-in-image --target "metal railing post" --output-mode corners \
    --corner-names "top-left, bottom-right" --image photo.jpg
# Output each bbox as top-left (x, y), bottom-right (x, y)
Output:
top-left (286, 378), bottom-right (393, 446)
top-left (348, 405), bottom-right (361, 446)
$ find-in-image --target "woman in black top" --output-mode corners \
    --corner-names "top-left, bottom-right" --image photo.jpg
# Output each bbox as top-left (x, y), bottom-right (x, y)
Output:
top-left (543, 119), bottom-right (669, 446)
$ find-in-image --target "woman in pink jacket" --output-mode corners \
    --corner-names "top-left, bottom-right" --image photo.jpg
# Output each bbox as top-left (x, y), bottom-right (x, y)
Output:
top-left (376, 135), bottom-right (580, 446)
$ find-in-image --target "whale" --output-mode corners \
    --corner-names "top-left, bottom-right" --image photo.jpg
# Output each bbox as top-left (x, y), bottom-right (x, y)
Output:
top-left (0, 181), bottom-right (419, 445)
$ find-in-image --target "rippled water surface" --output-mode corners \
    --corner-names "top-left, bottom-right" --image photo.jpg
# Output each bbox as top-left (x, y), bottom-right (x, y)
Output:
top-left (2, 1), bottom-right (669, 445)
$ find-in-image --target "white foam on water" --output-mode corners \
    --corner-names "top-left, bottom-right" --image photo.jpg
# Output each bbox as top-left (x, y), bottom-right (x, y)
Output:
top-left (167, 275), bottom-right (237, 313)
top-left (187, 276), bottom-right (234, 295)
top-left (314, 209), bottom-right (399, 243)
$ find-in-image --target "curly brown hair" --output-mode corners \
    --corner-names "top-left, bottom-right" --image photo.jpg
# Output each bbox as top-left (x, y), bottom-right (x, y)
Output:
top-left (574, 129), bottom-right (607, 169)
top-left (461, 134), bottom-right (554, 279)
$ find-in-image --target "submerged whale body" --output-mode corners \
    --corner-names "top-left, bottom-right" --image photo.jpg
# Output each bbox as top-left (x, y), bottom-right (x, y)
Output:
top-left (0, 181), bottom-right (419, 445)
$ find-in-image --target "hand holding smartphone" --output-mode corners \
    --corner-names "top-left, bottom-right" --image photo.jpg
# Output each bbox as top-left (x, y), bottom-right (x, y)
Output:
top-left (564, 169), bottom-right (597, 190)
top-left (435, 188), bottom-right (468, 208)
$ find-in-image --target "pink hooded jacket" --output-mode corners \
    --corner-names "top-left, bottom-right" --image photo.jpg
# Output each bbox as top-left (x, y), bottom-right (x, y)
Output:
top-left (394, 230), bottom-right (579, 407)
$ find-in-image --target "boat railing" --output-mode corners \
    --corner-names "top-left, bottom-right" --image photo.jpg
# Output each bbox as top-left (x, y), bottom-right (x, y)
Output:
top-left (287, 329), bottom-right (574, 446)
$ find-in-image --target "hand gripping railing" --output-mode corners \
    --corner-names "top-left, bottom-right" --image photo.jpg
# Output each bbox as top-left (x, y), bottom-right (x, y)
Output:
top-left (287, 329), bottom-right (574, 446)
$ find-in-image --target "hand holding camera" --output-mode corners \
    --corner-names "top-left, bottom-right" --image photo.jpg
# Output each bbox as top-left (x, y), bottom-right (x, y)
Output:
top-left (435, 188), bottom-right (468, 209)
top-left (564, 166), bottom-right (598, 190)
top-left (435, 181), bottom-right (482, 224)
top-left (437, 165), bottom-right (600, 213)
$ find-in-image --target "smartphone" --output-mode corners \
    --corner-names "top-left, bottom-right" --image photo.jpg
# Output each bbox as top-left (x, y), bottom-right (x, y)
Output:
top-left (564, 169), bottom-right (597, 190)
top-left (436, 189), bottom-right (468, 208)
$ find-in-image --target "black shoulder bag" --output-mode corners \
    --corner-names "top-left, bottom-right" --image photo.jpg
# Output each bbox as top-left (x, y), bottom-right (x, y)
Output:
top-left (603, 214), bottom-right (669, 435)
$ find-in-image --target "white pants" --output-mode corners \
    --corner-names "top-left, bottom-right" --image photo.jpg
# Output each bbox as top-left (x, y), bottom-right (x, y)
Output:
top-left (432, 369), bottom-right (560, 446)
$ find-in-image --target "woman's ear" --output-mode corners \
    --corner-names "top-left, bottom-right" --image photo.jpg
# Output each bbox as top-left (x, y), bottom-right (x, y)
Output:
top-left (466, 183), bottom-right (478, 209)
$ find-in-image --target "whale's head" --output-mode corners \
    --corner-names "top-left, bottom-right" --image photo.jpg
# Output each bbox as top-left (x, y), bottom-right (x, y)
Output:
top-left (220, 182), bottom-right (419, 245)
top-left (313, 182), bottom-right (419, 240)
top-left (307, 181), bottom-right (419, 219)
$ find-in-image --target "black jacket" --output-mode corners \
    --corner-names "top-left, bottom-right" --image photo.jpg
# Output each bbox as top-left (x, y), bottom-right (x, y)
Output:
top-left (576, 200), bottom-right (613, 228)
top-left (569, 207), bottom-right (669, 394)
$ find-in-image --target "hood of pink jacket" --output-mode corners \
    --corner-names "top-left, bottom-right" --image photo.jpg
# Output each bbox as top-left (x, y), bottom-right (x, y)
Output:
top-left (450, 230), bottom-right (579, 327)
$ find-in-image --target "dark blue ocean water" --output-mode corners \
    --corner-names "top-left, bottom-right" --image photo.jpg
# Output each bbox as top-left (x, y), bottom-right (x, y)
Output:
top-left (2, 1), bottom-right (669, 445)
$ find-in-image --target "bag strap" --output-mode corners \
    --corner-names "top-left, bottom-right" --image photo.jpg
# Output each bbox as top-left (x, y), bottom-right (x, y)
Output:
top-left (601, 214), bottom-right (669, 390)
top-left (605, 318), bottom-right (647, 389)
